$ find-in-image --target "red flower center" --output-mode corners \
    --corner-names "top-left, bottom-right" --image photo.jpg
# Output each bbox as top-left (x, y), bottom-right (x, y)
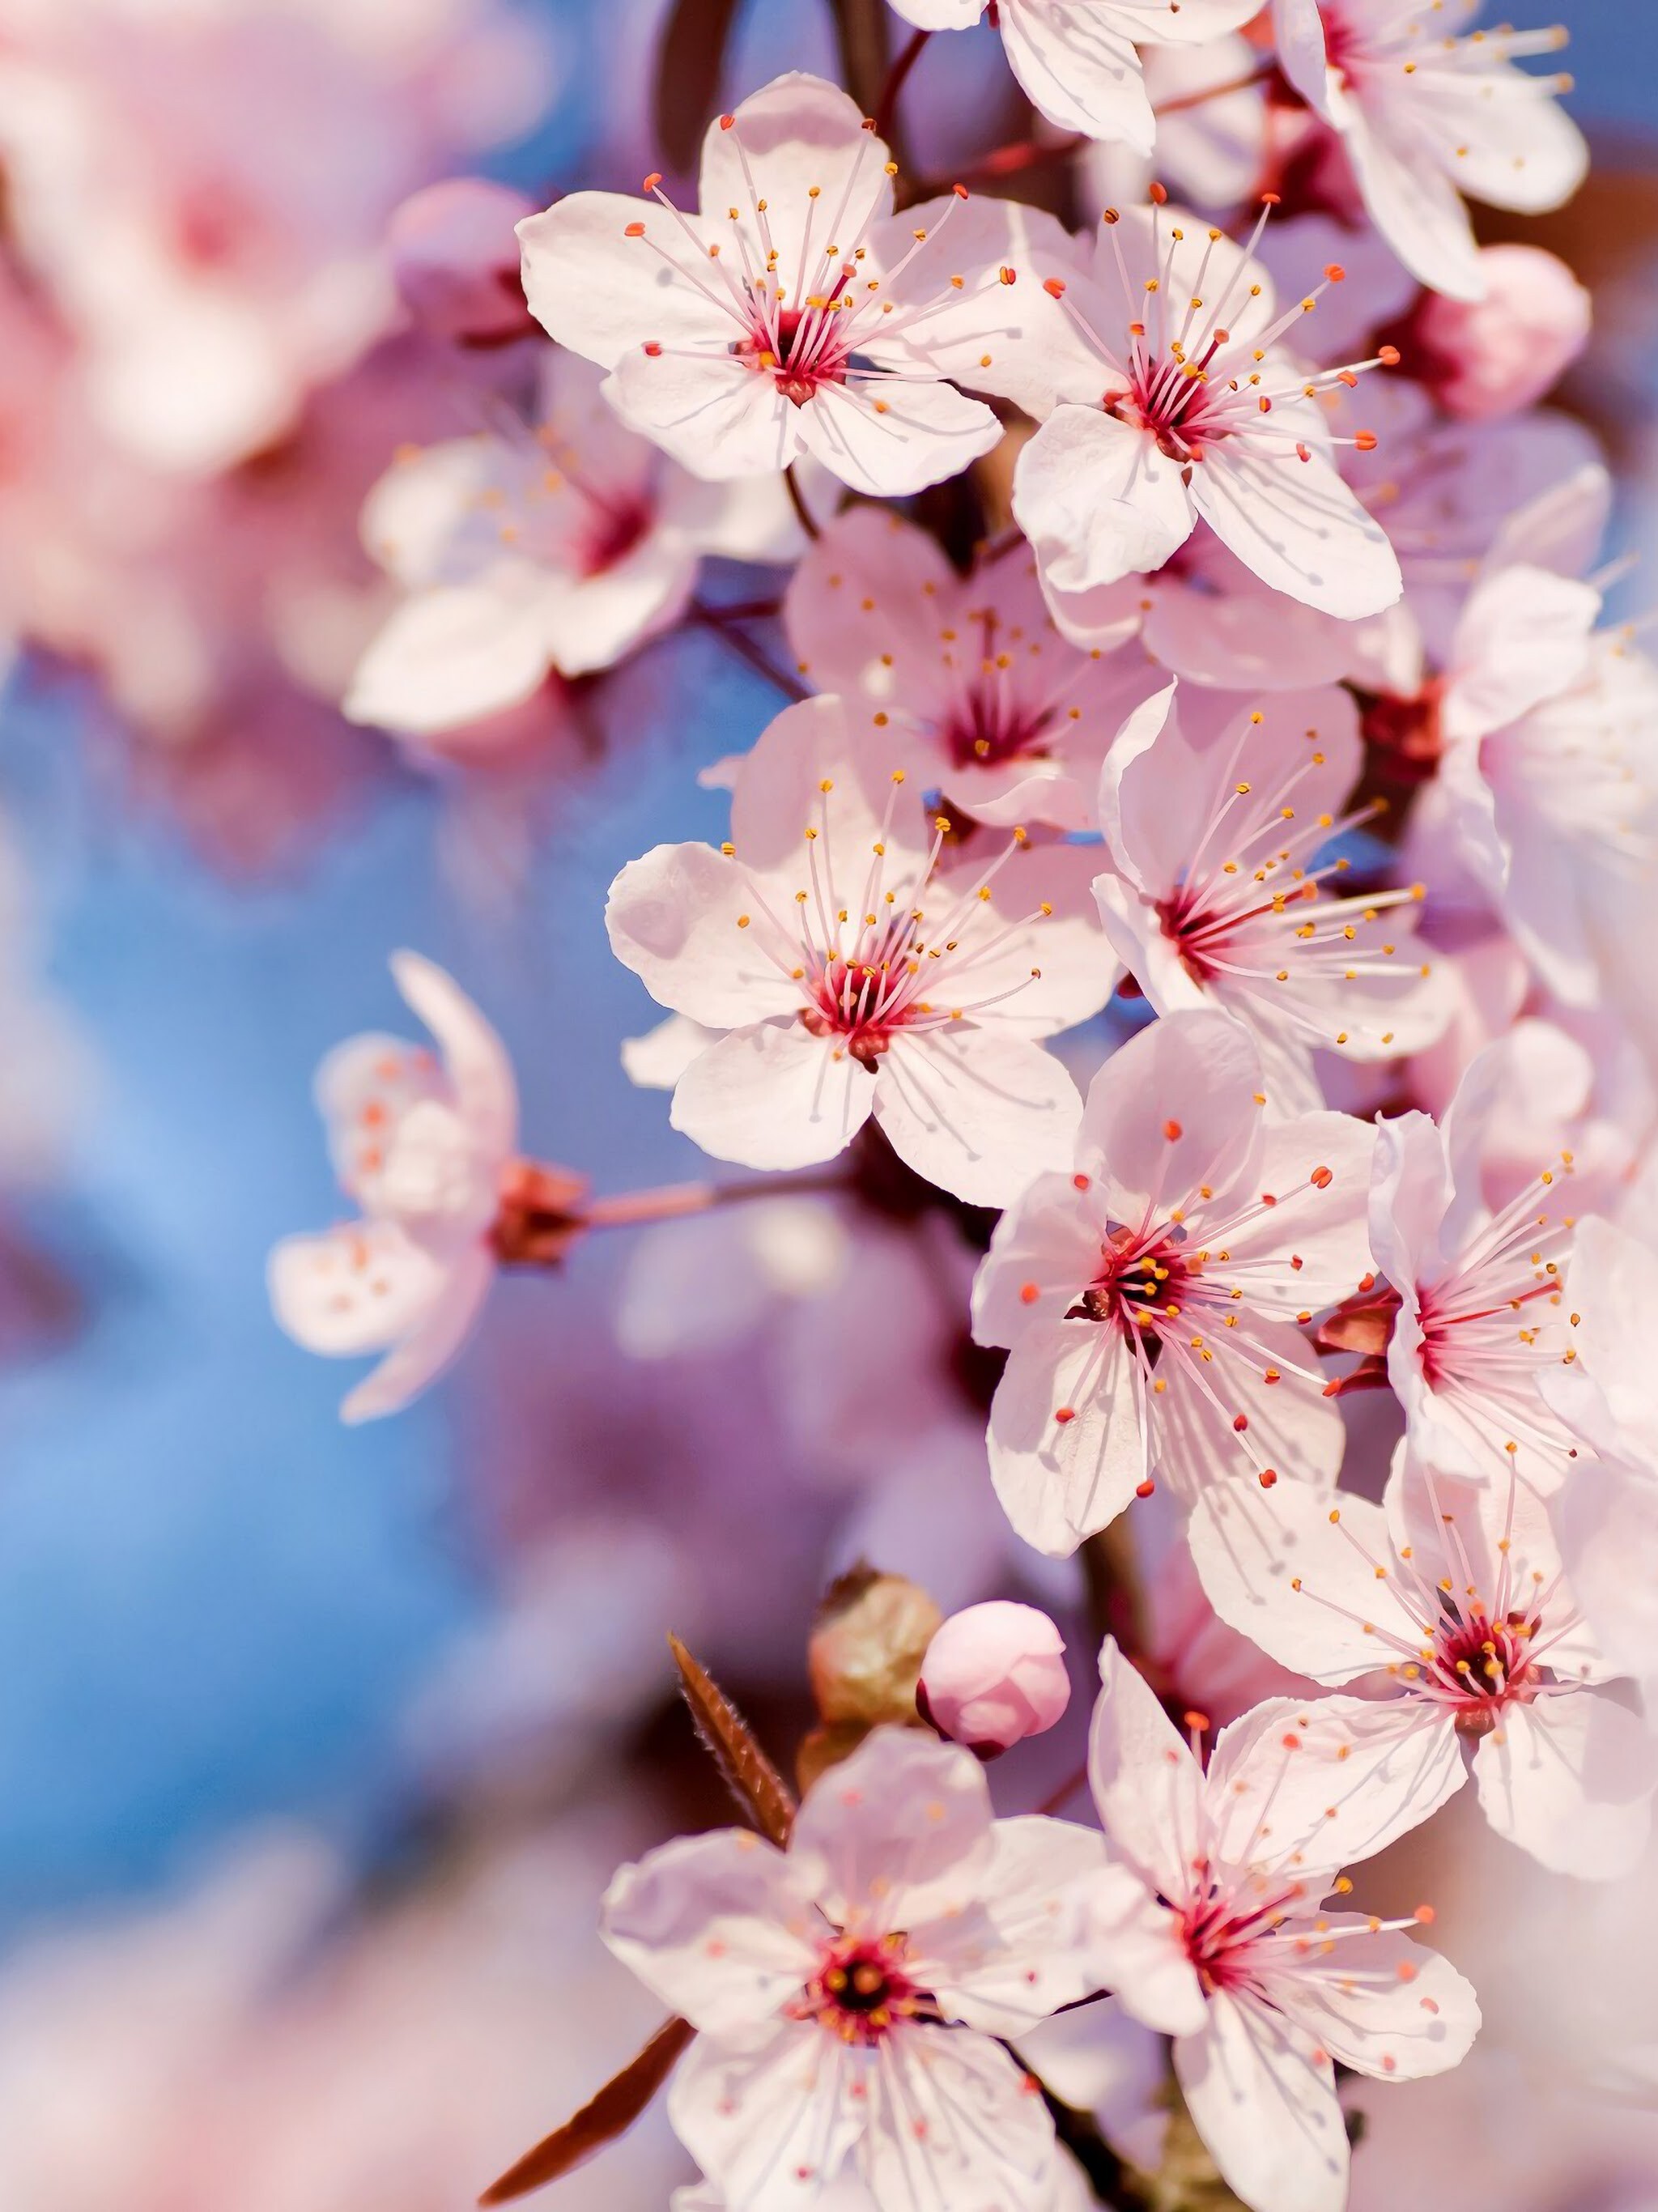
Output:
top-left (796, 1934), bottom-right (926, 2046)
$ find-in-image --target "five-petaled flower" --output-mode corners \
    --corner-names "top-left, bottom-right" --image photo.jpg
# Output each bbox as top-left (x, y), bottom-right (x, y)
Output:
top-left (784, 504), bottom-right (1159, 832)
top-left (346, 350), bottom-right (801, 737)
top-left (971, 1008), bottom-right (1373, 1554)
top-left (880, 0), bottom-right (1261, 153)
top-left (1191, 1444), bottom-right (1657, 1878)
top-left (1085, 1639), bottom-right (1482, 2212)
top-left (1370, 1040), bottom-right (1584, 1491)
top-left (933, 196), bottom-right (1405, 620)
top-left (518, 74), bottom-right (1012, 498)
top-left (602, 1725), bottom-right (1109, 2212)
top-left (1093, 680), bottom-right (1449, 1113)
top-left (268, 953), bottom-right (518, 1422)
top-left (1273, 0), bottom-right (1588, 302)
top-left (606, 694), bottom-right (1113, 1206)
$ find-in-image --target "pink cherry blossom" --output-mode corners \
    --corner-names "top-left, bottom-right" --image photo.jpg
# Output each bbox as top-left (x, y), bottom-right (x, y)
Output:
top-left (1412, 245), bottom-right (1592, 422)
top-left (879, 0), bottom-right (1260, 154)
top-left (0, 0), bottom-right (552, 474)
top-left (1543, 1219), bottom-right (1658, 1717)
top-left (388, 177), bottom-right (538, 345)
top-left (1272, 0), bottom-right (1587, 302)
top-left (606, 694), bottom-right (1113, 1205)
top-left (936, 197), bottom-right (1405, 618)
top-left (601, 1725), bottom-right (1108, 2212)
top-left (268, 951), bottom-right (517, 1422)
top-left (517, 74), bottom-right (1010, 498)
top-left (1093, 681), bottom-right (1449, 1113)
top-left (346, 349), bottom-right (798, 735)
top-left (1191, 1447), bottom-right (1657, 1878)
top-left (1335, 376), bottom-right (1605, 678)
top-left (1370, 1041), bottom-right (1583, 1491)
top-left (971, 1008), bottom-right (1374, 1554)
top-left (919, 1601), bottom-right (1071, 1754)
top-left (1436, 563), bottom-right (1658, 1008)
top-left (1084, 1639), bottom-right (1481, 2212)
top-left (783, 504), bottom-right (1158, 830)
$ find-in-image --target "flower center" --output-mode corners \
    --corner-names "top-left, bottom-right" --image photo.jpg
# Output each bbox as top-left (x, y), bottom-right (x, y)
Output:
top-left (736, 304), bottom-right (849, 406)
top-left (799, 939), bottom-right (918, 1068)
top-left (796, 1934), bottom-right (925, 2046)
top-left (1111, 364), bottom-right (1231, 465)
top-left (577, 494), bottom-right (653, 577)
top-left (1070, 1227), bottom-right (1199, 1366)
top-left (942, 678), bottom-right (1050, 771)
top-left (1431, 1606), bottom-right (1539, 1738)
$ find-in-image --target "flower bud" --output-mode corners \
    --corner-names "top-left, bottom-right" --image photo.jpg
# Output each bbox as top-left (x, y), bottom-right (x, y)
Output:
top-left (388, 178), bottom-right (537, 345)
top-left (808, 1569), bottom-right (942, 1729)
top-left (1414, 245), bottom-right (1590, 422)
top-left (918, 1602), bottom-right (1069, 1757)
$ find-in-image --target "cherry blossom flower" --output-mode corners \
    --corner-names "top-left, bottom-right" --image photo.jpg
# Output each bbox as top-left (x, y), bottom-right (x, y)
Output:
top-left (346, 350), bottom-right (798, 736)
top-left (1543, 1218), bottom-right (1658, 1716)
top-left (1335, 376), bottom-right (1605, 677)
top-left (268, 952), bottom-right (517, 1422)
top-left (1093, 681), bottom-right (1449, 1113)
top-left (971, 1008), bottom-right (1373, 1555)
top-left (1085, 1639), bottom-right (1481, 2212)
top-left (601, 1725), bottom-right (1108, 2212)
top-left (1273, 0), bottom-right (1587, 301)
top-left (879, 0), bottom-right (1260, 154)
top-left (918, 1601), bottom-right (1071, 1755)
top-left (0, 0), bottom-right (552, 473)
top-left (606, 693), bottom-right (1112, 1205)
top-left (1191, 1447), bottom-right (1657, 1878)
top-left (517, 74), bottom-right (1010, 498)
top-left (1370, 1041), bottom-right (1583, 1491)
top-left (1436, 564), bottom-right (1658, 1008)
top-left (783, 504), bottom-right (1158, 831)
top-left (1411, 245), bottom-right (1592, 422)
top-left (933, 196), bottom-right (1404, 619)
top-left (388, 177), bottom-right (538, 346)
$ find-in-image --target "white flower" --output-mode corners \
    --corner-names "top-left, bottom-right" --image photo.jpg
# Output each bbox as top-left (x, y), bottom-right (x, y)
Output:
top-left (931, 198), bottom-right (1405, 619)
top-left (346, 350), bottom-right (799, 736)
top-left (267, 952), bottom-right (517, 1422)
top-left (1191, 1446), bottom-right (1657, 1879)
top-left (1085, 1640), bottom-right (1482, 2212)
top-left (882, 0), bottom-right (1261, 153)
top-left (518, 74), bottom-right (1011, 497)
top-left (602, 1726), bottom-right (1107, 2212)
top-left (1092, 680), bottom-right (1449, 1113)
top-left (606, 694), bottom-right (1113, 1206)
top-left (1437, 563), bottom-right (1658, 1007)
top-left (783, 503), bottom-right (1158, 832)
top-left (1272, 0), bottom-right (1587, 300)
top-left (971, 1008), bottom-right (1373, 1553)
top-left (1371, 1040), bottom-right (1583, 1491)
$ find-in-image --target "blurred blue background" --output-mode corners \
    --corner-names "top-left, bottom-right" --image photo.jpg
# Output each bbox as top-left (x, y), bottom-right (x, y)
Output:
top-left (0, 0), bottom-right (1651, 1942)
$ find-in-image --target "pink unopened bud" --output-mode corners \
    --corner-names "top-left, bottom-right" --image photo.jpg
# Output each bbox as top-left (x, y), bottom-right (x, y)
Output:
top-left (1414, 245), bottom-right (1590, 423)
top-left (918, 1602), bottom-right (1069, 1758)
top-left (388, 178), bottom-right (537, 346)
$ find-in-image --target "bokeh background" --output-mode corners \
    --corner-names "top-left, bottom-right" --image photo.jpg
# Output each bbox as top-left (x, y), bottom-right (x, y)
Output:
top-left (1, 3), bottom-right (1656, 2207)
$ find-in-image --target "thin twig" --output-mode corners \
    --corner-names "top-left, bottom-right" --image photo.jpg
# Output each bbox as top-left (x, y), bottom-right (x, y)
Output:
top-left (784, 461), bottom-right (823, 542)
top-left (874, 26), bottom-right (929, 142)
top-left (1152, 62), bottom-right (1273, 119)
top-left (689, 598), bottom-right (809, 701)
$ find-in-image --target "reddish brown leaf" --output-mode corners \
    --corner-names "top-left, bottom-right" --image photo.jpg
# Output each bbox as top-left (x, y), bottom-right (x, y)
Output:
top-left (652, 0), bottom-right (745, 174)
top-left (670, 1631), bottom-right (797, 1846)
top-left (478, 2016), bottom-right (695, 2205)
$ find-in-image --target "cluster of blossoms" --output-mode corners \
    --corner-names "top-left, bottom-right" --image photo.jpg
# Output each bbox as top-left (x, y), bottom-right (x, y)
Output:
top-left (251, 5), bottom-right (1658, 2211)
